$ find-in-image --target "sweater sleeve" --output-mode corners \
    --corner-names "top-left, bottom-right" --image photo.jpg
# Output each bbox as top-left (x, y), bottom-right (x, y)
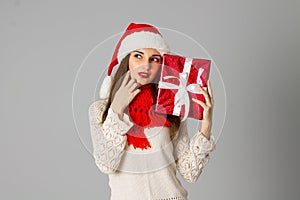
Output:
top-left (172, 120), bottom-right (216, 183)
top-left (88, 100), bottom-right (133, 174)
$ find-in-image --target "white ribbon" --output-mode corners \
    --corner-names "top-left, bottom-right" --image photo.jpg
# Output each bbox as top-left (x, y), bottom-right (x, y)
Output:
top-left (158, 58), bottom-right (207, 121)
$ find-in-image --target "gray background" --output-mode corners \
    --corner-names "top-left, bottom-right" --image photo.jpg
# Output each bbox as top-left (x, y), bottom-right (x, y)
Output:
top-left (1, 0), bottom-right (299, 199)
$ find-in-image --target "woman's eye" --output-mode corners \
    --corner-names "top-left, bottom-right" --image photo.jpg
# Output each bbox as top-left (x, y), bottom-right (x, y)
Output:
top-left (134, 54), bottom-right (142, 59)
top-left (151, 57), bottom-right (160, 62)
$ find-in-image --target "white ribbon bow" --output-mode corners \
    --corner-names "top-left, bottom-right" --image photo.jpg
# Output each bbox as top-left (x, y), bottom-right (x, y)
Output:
top-left (158, 58), bottom-right (207, 121)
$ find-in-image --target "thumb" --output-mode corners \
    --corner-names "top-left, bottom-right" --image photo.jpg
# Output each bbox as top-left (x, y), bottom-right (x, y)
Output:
top-left (192, 98), bottom-right (207, 109)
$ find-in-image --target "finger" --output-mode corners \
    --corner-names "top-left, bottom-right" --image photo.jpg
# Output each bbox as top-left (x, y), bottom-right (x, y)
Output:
top-left (129, 89), bottom-right (141, 102)
top-left (192, 98), bottom-right (207, 109)
top-left (207, 80), bottom-right (213, 99)
top-left (206, 80), bottom-right (213, 106)
top-left (129, 82), bottom-right (141, 92)
top-left (210, 97), bottom-right (214, 106)
top-left (126, 78), bottom-right (137, 88)
top-left (121, 71), bottom-right (131, 87)
top-left (198, 85), bottom-right (210, 103)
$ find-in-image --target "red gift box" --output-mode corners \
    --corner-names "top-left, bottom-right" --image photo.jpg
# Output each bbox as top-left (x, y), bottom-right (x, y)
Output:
top-left (155, 54), bottom-right (211, 120)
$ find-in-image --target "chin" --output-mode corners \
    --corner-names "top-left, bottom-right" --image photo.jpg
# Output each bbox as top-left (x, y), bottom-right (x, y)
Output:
top-left (138, 81), bottom-right (149, 85)
top-left (137, 79), bottom-right (153, 85)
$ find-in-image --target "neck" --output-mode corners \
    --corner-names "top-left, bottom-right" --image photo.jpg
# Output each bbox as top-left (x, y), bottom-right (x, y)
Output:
top-left (139, 83), bottom-right (155, 90)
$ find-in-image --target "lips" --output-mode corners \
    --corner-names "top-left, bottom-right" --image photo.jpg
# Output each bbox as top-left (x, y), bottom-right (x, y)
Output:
top-left (138, 72), bottom-right (150, 78)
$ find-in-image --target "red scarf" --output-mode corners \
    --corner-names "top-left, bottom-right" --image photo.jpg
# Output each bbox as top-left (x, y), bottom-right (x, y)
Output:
top-left (125, 84), bottom-right (171, 150)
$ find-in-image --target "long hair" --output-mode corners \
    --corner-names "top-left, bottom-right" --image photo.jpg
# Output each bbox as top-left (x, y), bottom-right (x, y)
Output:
top-left (100, 53), bottom-right (181, 139)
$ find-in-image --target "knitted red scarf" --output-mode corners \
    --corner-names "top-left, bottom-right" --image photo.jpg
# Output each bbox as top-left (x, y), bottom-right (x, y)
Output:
top-left (125, 83), bottom-right (172, 150)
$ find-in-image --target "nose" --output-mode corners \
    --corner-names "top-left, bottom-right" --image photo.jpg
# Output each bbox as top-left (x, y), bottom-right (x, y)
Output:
top-left (140, 59), bottom-right (151, 71)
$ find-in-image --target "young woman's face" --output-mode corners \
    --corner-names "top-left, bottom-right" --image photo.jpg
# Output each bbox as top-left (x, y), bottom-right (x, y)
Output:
top-left (128, 48), bottom-right (162, 85)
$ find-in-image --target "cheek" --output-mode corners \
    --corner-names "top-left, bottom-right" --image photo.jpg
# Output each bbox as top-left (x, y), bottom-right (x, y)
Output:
top-left (129, 58), bottom-right (141, 71)
top-left (130, 70), bottom-right (139, 80)
top-left (129, 62), bottom-right (140, 75)
top-left (129, 61), bottom-right (134, 71)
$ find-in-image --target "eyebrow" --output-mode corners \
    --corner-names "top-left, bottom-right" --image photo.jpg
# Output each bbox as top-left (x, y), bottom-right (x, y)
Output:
top-left (133, 50), bottom-right (162, 57)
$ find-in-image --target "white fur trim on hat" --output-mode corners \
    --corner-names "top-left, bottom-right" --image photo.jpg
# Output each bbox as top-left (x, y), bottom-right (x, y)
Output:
top-left (117, 31), bottom-right (170, 62)
top-left (99, 75), bottom-right (112, 99)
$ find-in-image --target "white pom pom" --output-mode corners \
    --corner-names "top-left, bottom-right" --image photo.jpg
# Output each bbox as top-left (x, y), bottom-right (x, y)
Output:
top-left (99, 76), bottom-right (112, 99)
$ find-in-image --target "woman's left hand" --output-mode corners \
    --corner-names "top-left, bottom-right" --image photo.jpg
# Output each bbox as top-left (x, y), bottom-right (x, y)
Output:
top-left (192, 80), bottom-right (214, 139)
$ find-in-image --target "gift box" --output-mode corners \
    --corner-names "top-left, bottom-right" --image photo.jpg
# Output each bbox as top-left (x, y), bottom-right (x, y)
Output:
top-left (155, 54), bottom-right (211, 120)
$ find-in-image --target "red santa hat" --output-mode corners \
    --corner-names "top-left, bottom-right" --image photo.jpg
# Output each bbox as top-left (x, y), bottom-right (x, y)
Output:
top-left (99, 22), bottom-right (170, 99)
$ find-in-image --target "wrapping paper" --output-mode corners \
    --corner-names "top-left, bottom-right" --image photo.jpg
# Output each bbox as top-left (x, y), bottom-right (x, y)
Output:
top-left (155, 54), bottom-right (211, 120)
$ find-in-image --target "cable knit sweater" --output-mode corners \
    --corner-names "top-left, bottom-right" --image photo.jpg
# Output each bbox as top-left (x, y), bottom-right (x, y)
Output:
top-left (88, 99), bottom-right (216, 200)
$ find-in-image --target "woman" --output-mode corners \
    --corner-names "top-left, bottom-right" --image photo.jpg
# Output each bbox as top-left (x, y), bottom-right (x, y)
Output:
top-left (88, 22), bottom-right (216, 200)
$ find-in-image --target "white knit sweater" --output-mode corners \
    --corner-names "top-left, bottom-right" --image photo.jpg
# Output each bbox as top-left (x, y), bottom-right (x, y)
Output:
top-left (88, 99), bottom-right (216, 200)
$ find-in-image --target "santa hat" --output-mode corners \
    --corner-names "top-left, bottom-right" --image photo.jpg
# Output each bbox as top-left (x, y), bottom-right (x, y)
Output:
top-left (99, 22), bottom-right (170, 99)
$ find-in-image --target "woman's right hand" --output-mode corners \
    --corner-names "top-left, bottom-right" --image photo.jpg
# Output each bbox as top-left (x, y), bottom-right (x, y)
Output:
top-left (111, 71), bottom-right (141, 117)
